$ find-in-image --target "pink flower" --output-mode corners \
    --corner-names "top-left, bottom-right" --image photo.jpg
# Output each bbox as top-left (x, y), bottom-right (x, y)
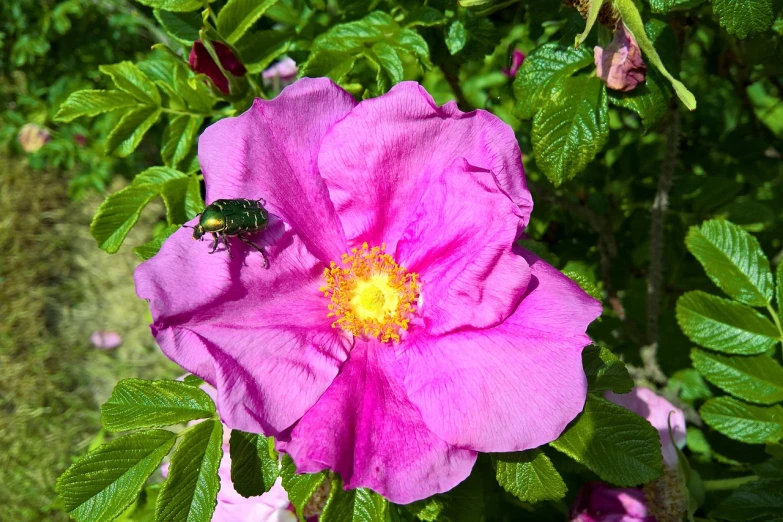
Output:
top-left (594, 25), bottom-right (647, 92)
top-left (135, 79), bottom-right (602, 503)
top-left (570, 482), bottom-right (655, 522)
top-left (17, 123), bottom-right (50, 152)
top-left (189, 40), bottom-right (247, 94)
top-left (262, 58), bottom-right (298, 88)
top-left (606, 387), bottom-right (686, 469)
top-left (89, 330), bottom-right (122, 349)
top-left (503, 49), bottom-right (526, 78)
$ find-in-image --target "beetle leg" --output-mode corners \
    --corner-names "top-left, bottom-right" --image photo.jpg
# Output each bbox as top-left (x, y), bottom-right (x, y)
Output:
top-left (239, 234), bottom-right (269, 269)
top-left (209, 233), bottom-right (219, 253)
top-left (222, 234), bottom-right (233, 259)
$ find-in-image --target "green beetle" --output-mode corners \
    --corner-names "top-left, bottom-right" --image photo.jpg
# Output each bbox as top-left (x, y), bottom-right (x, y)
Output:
top-left (190, 198), bottom-right (269, 267)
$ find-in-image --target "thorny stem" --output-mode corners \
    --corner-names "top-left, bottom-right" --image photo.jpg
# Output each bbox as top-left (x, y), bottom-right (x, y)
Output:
top-left (702, 476), bottom-right (758, 491)
top-left (646, 104), bottom-right (680, 381)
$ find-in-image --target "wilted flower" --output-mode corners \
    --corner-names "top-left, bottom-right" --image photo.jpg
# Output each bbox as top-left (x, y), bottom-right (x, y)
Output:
top-left (136, 78), bottom-right (602, 503)
top-left (189, 40), bottom-right (247, 94)
top-left (594, 25), bottom-right (647, 92)
top-left (570, 482), bottom-right (654, 522)
top-left (89, 330), bottom-right (122, 350)
top-left (503, 49), bottom-right (525, 78)
top-left (262, 58), bottom-right (298, 88)
top-left (17, 123), bottom-right (50, 152)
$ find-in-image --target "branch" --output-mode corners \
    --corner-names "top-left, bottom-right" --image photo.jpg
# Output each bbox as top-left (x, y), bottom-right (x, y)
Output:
top-left (440, 64), bottom-right (472, 111)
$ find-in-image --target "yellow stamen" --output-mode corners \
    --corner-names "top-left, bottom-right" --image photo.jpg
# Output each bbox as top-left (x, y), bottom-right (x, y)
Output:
top-left (320, 243), bottom-right (420, 343)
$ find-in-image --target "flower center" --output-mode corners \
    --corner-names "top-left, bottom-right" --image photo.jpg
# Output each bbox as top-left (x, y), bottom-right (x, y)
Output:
top-left (321, 243), bottom-right (420, 343)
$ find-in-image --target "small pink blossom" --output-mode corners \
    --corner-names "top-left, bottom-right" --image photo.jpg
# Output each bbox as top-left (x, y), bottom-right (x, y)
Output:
top-left (503, 49), bottom-right (525, 78)
top-left (136, 79), bottom-right (602, 503)
top-left (262, 58), bottom-right (298, 88)
top-left (606, 387), bottom-right (686, 469)
top-left (89, 331), bottom-right (122, 350)
top-left (189, 40), bottom-right (246, 94)
top-left (17, 123), bottom-right (50, 152)
top-left (594, 25), bottom-right (647, 92)
top-left (570, 482), bottom-right (654, 522)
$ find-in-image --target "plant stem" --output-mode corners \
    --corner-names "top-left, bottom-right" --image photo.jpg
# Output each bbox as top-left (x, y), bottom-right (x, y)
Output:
top-left (440, 64), bottom-right (472, 111)
top-left (766, 302), bottom-right (783, 339)
top-left (475, 0), bottom-right (521, 17)
top-left (702, 476), bottom-right (758, 491)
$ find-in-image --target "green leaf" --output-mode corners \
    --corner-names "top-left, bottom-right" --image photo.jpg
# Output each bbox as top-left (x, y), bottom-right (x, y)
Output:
top-left (609, 68), bottom-right (668, 131)
top-left (106, 106), bottom-right (162, 157)
top-left (692, 349), bottom-right (783, 405)
top-left (668, 369), bottom-right (714, 403)
top-left (563, 270), bottom-right (602, 300)
top-left (280, 454), bottom-right (327, 522)
top-left (154, 9), bottom-right (202, 45)
top-left (392, 29), bottom-right (431, 68)
top-left (676, 291), bottom-right (780, 355)
top-left (229, 430), bottom-right (279, 498)
top-left (446, 21), bottom-right (467, 55)
top-left (321, 475), bottom-right (390, 522)
top-left (217, 0), bottom-right (282, 44)
top-left (132, 0), bottom-right (202, 12)
top-left (161, 115), bottom-right (203, 168)
top-left (492, 449), bottom-right (567, 503)
top-left (235, 30), bottom-right (292, 74)
top-left (686, 220), bottom-right (774, 307)
top-left (648, 0), bottom-right (706, 13)
top-left (101, 379), bottom-right (216, 432)
top-left (532, 75), bottom-right (609, 186)
top-left (405, 7), bottom-right (447, 28)
top-left (134, 225), bottom-right (180, 261)
top-left (372, 42), bottom-right (404, 85)
top-left (713, 478), bottom-right (783, 520)
top-left (54, 90), bottom-right (139, 122)
top-left (99, 62), bottom-right (161, 106)
top-left (701, 397), bottom-right (783, 444)
top-left (583, 345), bottom-right (634, 394)
top-left (57, 430), bottom-right (176, 522)
top-left (513, 43), bottom-right (593, 120)
top-left (406, 467), bottom-right (485, 522)
top-left (173, 67), bottom-right (215, 113)
top-left (91, 184), bottom-right (160, 253)
top-left (713, 0), bottom-right (775, 38)
top-left (550, 395), bottom-right (664, 486)
top-left (156, 420), bottom-right (223, 522)
top-left (776, 260), bottom-right (783, 325)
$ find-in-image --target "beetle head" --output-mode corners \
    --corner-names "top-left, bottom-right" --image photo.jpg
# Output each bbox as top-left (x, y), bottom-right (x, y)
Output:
top-left (192, 225), bottom-right (206, 240)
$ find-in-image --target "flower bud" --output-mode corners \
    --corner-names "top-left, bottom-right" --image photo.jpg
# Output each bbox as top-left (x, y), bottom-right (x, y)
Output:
top-left (594, 25), bottom-right (647, 92)
top-left (189, 40), bottom-right (247, 94)
top-left (17, 123), bottom-right (50, 153)
top-left (503, 50), bottom-right (526, 78)
top-left (262, 58), bottom-right (298, 88)
top-left (569, 482), bottom-right (654, 522)
top-left (89, 331), bottom-right (122, 350)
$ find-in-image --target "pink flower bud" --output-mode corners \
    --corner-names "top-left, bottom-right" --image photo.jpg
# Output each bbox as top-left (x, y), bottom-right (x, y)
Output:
top-left (17, 123), bottom-right (51, 153)
top-left (570, 482), bottom-right (654, 522)
top-left (89, 331), bottom-right (122, 350)
top-left (503, 49), bottom-right (526, 78)
top-left (262, 58), bottom-right (298, 88)
top-left (189, 40), bottom-right (247, 94)
top-left (594, 25), bottom-right (647, 92)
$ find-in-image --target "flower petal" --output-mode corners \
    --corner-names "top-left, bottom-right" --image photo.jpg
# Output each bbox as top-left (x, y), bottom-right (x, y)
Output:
top-left (277, 340), bottom-right (477, 504)
top-left (318, 81), bottom-right (532, 252)
top-left (396, 159), bottom-right (530, 335)
top-left (403, 251), bottom-right (602, 452)
top-left (135, 223), bottom-right (351, 435)
top-left (198, 77), bottom-right (357, 263)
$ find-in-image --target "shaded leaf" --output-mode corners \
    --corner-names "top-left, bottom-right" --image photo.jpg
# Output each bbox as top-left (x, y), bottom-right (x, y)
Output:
top-left (713, 0), bottom-right (775, 38)
top-left (161, 115), bottom-right (203, 168)
top-left (280, 454), bottom-right (327, 522)
top-left (217, 0), bottom-right (282, 44)
top-left (321, 476), bottom-right (390, 522)
top-left (134, 225), bottom-right (180, 261)
top-left (229, 430), bottom-right (279, 498)
top-left (583, 345), bottom-right (634, 394)
top-left (701, 397), bottom-right (783, 444)
top-left (492, 449), bottom-right (567, 503)
top-left (154, 9), bottom-right (202, 45)
top-left (106, 106), bottom-right (162, 157)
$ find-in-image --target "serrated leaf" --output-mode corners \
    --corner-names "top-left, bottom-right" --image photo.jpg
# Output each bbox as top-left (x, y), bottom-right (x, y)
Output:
top-left (405, 6), bottom-right (446, 28)
top-left (159, 175), bottom-right (202, 224)
top-left (609, 69), bottom-right (668, 130)
top-left (513, 43), bottom-right (592, 120)
top-left (778, 262), bottom-right (783, 325)
top-left (648, 0), bottom-right (706, 13)
top-left (280, 454), bottom-right (327, 522)
top-left (154, 9), bottom-right (202, 45)
top-left (713, 0), bottom-right (774, 38)
top-left (106, 106), bottom-right (162, 157)
top-left (57, 430), bottom-right (176, 522)
top-left (156, 420), bottom-right (223, 522)
top-left (532, 75), bottom-right (609, 186)
top-left (686, 220), bottom-right (774, 307)
top-left (217, 0), bottom-right (282, 44)
top-left (91, 185), bottom-right (160, 253)
top-left (101, 379), bottom-right (215, 432)
top-left (229, 430), bottom-right (279, 498)
top-left (406, 467), bottom-right (485, 522)
top-left (692, 349), bottom-right (783, 405)
top-left (713, 478), bottom-right (783, 520)
top-left (676, 291), bottom-right (780, 355)
top-left (550, 395), bottom-right (664, 486)
top-left (321, 476), bottom-right (390, 522)
top-left (392, 29), bottom-right (431, 67)
top-left (583, 345), bottom-right (634, 394)
top-left (563, 270), bottom-right (602, 300)
top-left (54, 90), bottom-right (138, 122)
top-left (161, 115), bottom-right (203, 168)
top-left (134, 225), bottom-right (180, 261)
top-left (99, 62), bottom-right (161, 106)
top-left (446, 21), bottom-right (467, 55)
top-left (133, 0), bottom-right (202, 11)
top-left (492, 449), bottom-right (567, 503)
top-left (701, 397), bottom-right (783, 444)
top-left (173, 67), bottom-right (215, 113)
top-left (372, 42), bottom-right (404, 85)
top-left (235, 30), bottom-right (292, 74)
